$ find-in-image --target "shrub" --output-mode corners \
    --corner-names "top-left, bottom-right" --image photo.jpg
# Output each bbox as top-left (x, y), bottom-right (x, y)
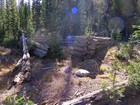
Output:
top-left (84, 18), bottom-right (96, 36)
top-left (116, 43), bottom-right (132, 60)
top-left (127, 60), bottom-right (140, 90)
top-left (101, 58), bottom-right (125, 104)
top-left (47, 43), bottom-right (64, 59)
top-left (2, 94), bottom-right (35, 105)
top-left (2, 38), bottom-right (15, 47)
top-left (110, 29), bottom-right (121, 41)
top-left (130, 25), bottom-right (140, 43)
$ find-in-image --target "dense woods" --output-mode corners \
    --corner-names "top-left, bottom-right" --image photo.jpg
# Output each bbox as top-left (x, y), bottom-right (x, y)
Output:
top-left (0, 0), bottom-right (140, 45)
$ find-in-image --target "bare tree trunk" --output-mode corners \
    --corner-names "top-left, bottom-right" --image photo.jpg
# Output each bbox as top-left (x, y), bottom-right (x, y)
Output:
top-left (8, 33), bottom-right (31, 90)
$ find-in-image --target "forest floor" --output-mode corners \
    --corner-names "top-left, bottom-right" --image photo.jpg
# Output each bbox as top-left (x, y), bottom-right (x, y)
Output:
top-left (0, 45), bottom-right (139, 105)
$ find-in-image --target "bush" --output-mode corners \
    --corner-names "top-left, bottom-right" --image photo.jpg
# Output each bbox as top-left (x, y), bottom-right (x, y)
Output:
top-left (110, 29), bottom-right (121, 41)
top-left (47, 43), bottom-right (64, 59)
top-left (2, 94), bottom-right (34, 105)
top-left (2, 38), bottom-right (15, 47)
top-left (130, 25), bottom-right (140, 43)
top-left (116, 43), bottom-right (132, 60)
top-left (127, 60), bottom-right (140, 90)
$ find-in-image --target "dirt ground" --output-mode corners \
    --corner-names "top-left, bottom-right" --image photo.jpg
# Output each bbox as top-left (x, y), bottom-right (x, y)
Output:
top-left (0, 46), bottom-right (139, 105)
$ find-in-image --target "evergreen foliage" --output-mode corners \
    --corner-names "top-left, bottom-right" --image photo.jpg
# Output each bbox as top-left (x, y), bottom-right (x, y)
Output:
top-left (130, 25), bottom-right (140, 43)
top-left (0, 0), bottom-right (140, 46)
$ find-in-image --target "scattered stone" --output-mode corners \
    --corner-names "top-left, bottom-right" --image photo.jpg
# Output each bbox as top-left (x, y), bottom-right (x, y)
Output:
top-left (75, 69), bottom-right (90, 77)
top-left (64, 66), bottom-right (71, 73)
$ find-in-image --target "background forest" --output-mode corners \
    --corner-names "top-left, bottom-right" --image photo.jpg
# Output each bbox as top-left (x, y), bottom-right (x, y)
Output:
top-left (0, 0), bottom-right (140, 47)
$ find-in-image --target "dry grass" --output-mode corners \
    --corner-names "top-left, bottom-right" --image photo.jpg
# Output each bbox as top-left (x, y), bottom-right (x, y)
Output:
top-left (42, 71), bottom-right (53, 82)
top-left (0, 47), bottom-right (11, 56)
top-left (0, 80), bottom-right (8, 90)
top-left (0, 63), bottom-right (15, 77)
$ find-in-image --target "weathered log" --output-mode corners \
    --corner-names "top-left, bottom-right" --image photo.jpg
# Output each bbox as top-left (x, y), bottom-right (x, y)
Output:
top-left (35, 48), bottom-right (47, 55)
top-left (72, 36), bottom-right (113, 57)
top-left (34, 42), bottom-right (49, 51)
top-left (72, 50), bottom-right (86, 56)
top-left (8, 33), bottom-right (31, 90)
top-left (62, 80), bottom-right (128, 105)
top-left (34, 50), bottom-right (46, 58)
top-left (73, 46), bottom-right (85, 52)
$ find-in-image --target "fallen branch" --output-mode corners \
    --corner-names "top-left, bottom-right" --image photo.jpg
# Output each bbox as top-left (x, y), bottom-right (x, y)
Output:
top-left (62, 80), bottom-right (128, 105)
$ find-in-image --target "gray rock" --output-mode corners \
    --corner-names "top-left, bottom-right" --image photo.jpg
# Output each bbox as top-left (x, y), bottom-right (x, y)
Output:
top-left (64, 66), bottom-right (71, 73)
top-left (75, 69), bottom-right (90, 77)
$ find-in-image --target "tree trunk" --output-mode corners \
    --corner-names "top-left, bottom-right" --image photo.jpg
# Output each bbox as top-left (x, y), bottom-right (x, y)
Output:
top-left (8, 33), bottom-right (31, 90)
top-left (62, 80), bottom-right (128, 105)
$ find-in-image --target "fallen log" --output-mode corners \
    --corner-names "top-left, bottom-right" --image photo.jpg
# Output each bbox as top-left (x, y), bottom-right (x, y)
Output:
top-left (62, 80), bottom-right (128, 105)
top-left (8, 33), bottom-right (31, 90)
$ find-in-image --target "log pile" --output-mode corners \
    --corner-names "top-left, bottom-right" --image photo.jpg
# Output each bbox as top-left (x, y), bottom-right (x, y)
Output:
top-left (92, 36), bottom-right (113, 48)
top-left (72, 36), bottom-right (113, 56)
top-left (8, 34), bottom-right (31, 90)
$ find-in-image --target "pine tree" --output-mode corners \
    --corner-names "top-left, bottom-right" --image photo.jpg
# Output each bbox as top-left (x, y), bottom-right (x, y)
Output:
top-left (40, 0), bottom-right (46, 28)
top-left (11, 0), bottom-right (20, 40)
top-left (0, 0), bottom-right (6, 42)
top-left (45, 0), bottom-right (61, 31)
top-left (32, 0), bottom-right (41, 30)
top-left (19, 0), bottom-right (26, 33)
top-left (26, 2), bottom-right (34, 37)
top-left (5, 0), bottom-right (13, 39)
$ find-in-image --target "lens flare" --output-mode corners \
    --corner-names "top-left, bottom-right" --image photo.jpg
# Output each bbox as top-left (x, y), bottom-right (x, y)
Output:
top-left (67, 34), bottom-right (72, 40)
top-left (108, 17), bottom-right (125, 32)
top-left (71, 7), bottom-right (78, 14)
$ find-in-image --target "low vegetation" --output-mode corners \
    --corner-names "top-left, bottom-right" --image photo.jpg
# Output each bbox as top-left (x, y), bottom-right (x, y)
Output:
top-left (2, 94), bottom-right (34, 105)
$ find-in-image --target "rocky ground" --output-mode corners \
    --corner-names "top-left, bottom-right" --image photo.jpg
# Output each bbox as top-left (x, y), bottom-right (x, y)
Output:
top-left (0, 45), bottom-right (139, 105)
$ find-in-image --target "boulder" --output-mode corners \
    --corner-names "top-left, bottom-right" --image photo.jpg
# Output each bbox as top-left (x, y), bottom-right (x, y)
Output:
top-left (75, 69), bottom-right (90, 77)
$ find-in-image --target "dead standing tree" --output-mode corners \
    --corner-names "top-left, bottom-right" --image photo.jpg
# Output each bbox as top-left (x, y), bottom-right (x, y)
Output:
top-left (8, 33), bottom-right (31, 90)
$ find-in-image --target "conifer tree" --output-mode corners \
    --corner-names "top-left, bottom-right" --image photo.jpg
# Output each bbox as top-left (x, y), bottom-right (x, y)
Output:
top-left (26, 2), bottom-right (34, 37)
top-left (0, 0), bottom-right (6, 42)
top-left (5, 0), bottom-right (13, 39)
top-left (19, 0), bottom-right (26, 33)
top-left (11, 0), bottom-right (20, 40)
